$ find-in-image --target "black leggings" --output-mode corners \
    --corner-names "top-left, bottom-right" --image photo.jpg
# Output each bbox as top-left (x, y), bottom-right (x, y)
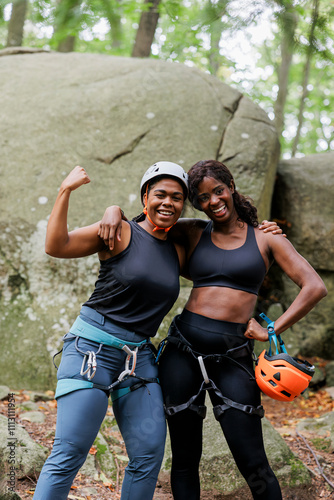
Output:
top-left (158, 310), bottom-right (282, 500)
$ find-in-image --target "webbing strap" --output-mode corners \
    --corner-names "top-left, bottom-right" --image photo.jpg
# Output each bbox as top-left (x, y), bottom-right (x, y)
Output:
top-left (163, 321), bottom-right (253, 363)
top-left (161, 330), bottom-right (255, 381)
top-left (110, 378), bottom-right (158, 402)
top-left (55, 377), bottom-right (159, 401)
top-left (55, 379), bottom-right (94, 399)
top-left (70, 317), bottom-right (149, 349)
top-left (213, 402), bottom-right (264, 419)
top-left (164, 378), bottom-right (264, 419)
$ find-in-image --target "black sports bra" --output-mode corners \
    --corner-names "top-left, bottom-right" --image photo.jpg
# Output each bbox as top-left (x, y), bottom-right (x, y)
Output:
top-left (188, 222), bottom-right (267, 295)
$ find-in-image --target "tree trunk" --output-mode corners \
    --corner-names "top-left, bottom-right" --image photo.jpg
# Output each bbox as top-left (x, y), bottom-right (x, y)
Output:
top-left (6, 0), bottom-right (28, 47)
top-left (57, 35), bottom-right (76, 52)
top-left (101, 0), bottom-right (123, 49)
top-left (208, 0), bottom-right (228, 76)
top-left (273, 2), bottom-right (298, 138)
top-left (274, 39), bottom-right (294, 138)
top-left (53, 0), bottom-right (82, 53)
top-left (132, 0), bottom-right (161, 58)
top-left (291, 0), bottom-right (319, 157)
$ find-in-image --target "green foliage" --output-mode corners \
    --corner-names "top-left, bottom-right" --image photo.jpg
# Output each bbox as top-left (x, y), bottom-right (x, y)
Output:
top-left (1, 0), bottom-right (333, 157)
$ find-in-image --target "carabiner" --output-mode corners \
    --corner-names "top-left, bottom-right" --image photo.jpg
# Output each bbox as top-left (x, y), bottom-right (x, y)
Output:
top-left (118, 346), bottom-right (138, 381)
top-left (198, 356), bottom-right (210, 384)
top-left (80, 350), bottom-right (98, 380)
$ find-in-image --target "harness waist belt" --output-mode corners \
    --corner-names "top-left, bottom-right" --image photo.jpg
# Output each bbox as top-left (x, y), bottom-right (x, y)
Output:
top-left (70, 317), bottom-right (149, 349)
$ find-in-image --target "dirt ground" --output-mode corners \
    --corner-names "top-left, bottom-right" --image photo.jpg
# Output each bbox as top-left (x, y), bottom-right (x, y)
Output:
top-left (1, 386), bottom-right (334, 500)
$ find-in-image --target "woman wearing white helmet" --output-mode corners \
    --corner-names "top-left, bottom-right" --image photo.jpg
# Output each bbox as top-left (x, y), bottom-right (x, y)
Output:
top-left (34, 162), bottom-right (188, 500)
top-left (100, 159), bottom-right (326, 500)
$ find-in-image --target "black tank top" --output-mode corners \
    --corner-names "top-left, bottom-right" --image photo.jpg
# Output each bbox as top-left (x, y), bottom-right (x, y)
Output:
top-left (84, 221), bottom-right (180, 337)
top-left (188, 221), bottom-right (266, 295)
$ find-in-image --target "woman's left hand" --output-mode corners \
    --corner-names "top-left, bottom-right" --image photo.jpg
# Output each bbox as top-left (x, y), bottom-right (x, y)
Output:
top-left (259, 220), bottom-right (286, 236)
top-left (244, 318), bottom-right (268, 342)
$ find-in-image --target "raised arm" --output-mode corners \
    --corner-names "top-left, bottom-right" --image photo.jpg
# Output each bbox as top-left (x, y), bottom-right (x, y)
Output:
top-left (245, 234), bottom-right (327, 341)
top-left (45, 166), bottom-right (106, 258)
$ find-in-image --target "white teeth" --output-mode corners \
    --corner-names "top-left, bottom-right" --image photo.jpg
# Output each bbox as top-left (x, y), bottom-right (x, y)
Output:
top-left (212, 205), bottom-right (226, 213)
top-left (159, 211), bottom-right (173, 215)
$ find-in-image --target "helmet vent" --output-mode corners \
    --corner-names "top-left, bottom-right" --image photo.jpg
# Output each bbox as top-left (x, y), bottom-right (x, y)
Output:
top-left (269, 380), bottom-right (277, 387)
top-left (281, 390), bottom-right (291, 397)
top-left (273, 372), bottom-right (281, 381)
top-left (261, 370), bottom-right (266, 377)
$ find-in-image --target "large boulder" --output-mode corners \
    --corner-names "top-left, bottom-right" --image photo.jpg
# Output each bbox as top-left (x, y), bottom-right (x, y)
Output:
top-left (0, 52), bottom-right (280, 390)
top-left (160, 404), bottom-right (311, 495)
top-left (0, 414), bottom-right (48, 495)
top-left (272, 153), bottom-right (334, 358)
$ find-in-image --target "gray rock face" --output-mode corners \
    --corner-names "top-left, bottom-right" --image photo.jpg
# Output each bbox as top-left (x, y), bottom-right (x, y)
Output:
top-left (275, 153), bottom-right (334, 270)
top-left (273, 153), bottom-right (334, 358)
top-left (160, 404), bottom-right (311, 495)
top-left (0, 52), bottom-right (279, 390)
top-left (0, 414), bottom-right (48, 484)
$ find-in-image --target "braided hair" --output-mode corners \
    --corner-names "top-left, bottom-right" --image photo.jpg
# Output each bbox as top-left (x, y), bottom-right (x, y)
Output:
top-left (188, 160), bottom-right (258, 227)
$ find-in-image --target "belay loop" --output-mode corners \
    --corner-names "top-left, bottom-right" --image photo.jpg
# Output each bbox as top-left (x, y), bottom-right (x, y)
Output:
top-left (255, 313), bottom-right (315, 402)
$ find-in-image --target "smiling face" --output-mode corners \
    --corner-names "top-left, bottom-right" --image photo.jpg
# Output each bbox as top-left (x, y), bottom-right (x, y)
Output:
top-left (196, 176), bottom-right (237, 223)
top-left (143, 178), bottom-right (185, 231)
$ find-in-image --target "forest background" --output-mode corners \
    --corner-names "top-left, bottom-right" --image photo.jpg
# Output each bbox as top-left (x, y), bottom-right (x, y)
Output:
top-left (1, 0), bottom-right (334, 160)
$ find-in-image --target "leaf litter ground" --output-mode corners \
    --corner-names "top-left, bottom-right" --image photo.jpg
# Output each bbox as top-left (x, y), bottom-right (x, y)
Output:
top-left (1, 387), bottom-right (333, 500)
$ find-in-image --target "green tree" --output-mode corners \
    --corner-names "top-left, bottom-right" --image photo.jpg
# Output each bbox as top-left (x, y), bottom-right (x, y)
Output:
top-left (272, 0), bottom-right (298, 138)
top-left (132, 0), bottom-right (161, 57)
top-left (6, 0), bottom-right (28, 47)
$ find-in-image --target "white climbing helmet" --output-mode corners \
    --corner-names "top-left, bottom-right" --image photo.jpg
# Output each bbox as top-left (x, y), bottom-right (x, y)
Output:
top-left (140, 161), bottom-right (188, 204)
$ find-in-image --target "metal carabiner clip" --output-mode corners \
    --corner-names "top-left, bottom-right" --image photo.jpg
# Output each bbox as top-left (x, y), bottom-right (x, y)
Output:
top-left (80, 351), bottom-right (97, 380)
top-left (198, 356), bottom-right (210, 384)
top-left (118, 346), bottom-right (138, 381)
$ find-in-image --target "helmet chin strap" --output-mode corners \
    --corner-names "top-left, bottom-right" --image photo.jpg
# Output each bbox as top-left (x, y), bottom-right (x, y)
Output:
top-left (143, 206), bottom-right (175, 232)
top-left (143, 185), bottom-right (176, 233)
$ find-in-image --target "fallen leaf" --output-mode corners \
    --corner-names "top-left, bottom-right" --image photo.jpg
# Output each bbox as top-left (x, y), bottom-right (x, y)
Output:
top-left (99, 471), bottom-right (113, 487)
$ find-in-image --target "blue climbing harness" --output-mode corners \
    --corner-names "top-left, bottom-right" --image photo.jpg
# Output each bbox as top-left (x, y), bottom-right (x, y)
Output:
top-left (54, 316), bottom-right (158, 401)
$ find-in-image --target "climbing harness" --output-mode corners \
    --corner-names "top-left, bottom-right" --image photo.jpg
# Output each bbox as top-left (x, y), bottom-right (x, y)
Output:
top-left (157, 316), bottom-right (264, 420)
top-left (54, 316), bottom-right (159, 401)
top-left (255, 313), bottom-right (315, 402)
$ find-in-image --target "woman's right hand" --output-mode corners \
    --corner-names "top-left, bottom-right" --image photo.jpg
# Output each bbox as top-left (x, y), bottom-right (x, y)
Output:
top-left (98, 206), bottom-right (124, 250)
top-left (61, 166), bottom-right (91, 192)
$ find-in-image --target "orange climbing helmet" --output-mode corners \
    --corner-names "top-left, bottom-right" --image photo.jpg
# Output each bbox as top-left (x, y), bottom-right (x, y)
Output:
top-left (255, 313), bottom-right (315, 402)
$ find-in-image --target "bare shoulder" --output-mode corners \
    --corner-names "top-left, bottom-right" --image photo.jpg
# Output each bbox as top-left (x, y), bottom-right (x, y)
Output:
top-left (170, 218), bottom-right (209, 246)
top-left (254, 226), bottom-right (290, 249)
